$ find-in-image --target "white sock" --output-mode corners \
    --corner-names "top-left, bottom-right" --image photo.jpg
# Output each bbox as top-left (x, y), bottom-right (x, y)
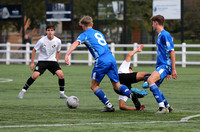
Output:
top-left (60, 91), bottom-right (64, 95)
top-left (22, 89), bottom-right (26, 92)
top-left (106, 101), bottom-right (113, 108)
top-left (158, 102), bottom-right (165, 108)
top-left (129, 93), bottom-right (132, 99)
top-left (166, 104), bottom-right (170, 108)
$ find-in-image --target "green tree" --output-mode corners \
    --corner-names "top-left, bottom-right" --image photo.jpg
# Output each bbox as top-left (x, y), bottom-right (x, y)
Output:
top-left (1, 0), bottom-right (199, 44)
top-left (184, 4), bottom-right (200, 41)
top-left (1, 0), bottom-right (46, 31)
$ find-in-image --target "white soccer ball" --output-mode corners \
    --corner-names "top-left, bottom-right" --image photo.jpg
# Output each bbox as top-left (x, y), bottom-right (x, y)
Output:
top-left (66, 96), bottom-right (79, 109)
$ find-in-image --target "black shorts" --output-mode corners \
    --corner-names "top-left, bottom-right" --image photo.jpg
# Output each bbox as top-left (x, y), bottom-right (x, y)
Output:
top-left (34, 61), bottom-right (62, 75)
top-left (118, 72), bottom-right (138, 89)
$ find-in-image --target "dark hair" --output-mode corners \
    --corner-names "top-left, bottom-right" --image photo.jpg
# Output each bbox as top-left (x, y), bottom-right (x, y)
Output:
top-left (46, 24), bottom-right (55, 31)
top-left (150, 15), bottom-right (165, 26)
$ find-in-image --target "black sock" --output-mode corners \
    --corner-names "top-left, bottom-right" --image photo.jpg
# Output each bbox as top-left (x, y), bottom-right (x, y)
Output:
top-left (23, 77), bottom-right (35, 90)
top-left (59, 79), bottom-right (65, 91)
top-left (144, 74), bottom-right (151, 82)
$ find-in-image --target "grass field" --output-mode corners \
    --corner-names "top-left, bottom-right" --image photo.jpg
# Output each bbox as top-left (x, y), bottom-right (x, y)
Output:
top-left (0, 64), bottom-right (200, 132)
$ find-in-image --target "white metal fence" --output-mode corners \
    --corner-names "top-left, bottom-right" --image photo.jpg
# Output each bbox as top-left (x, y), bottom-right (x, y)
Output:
top-left (0, 42), bottom-right (200, 67)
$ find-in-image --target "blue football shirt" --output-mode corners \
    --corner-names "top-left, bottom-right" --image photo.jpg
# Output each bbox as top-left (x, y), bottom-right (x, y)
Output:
top-left (76, 28), bottom-right (112, 60)
top-left (156, 29), bottom-right (174, 67)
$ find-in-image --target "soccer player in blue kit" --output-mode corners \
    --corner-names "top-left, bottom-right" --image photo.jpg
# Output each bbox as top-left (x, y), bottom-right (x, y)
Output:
top-left (65, 16), bottom-right (143, 112)
top-left (148, 15), bottom-right (178, 114)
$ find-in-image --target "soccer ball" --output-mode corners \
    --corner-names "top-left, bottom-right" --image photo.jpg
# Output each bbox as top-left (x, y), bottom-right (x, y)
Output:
top-left (66, 96), bottom-right (79, 109)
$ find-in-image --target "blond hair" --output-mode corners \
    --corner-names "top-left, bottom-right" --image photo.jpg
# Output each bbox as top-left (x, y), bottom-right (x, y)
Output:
top-left (79, 16), bottom-right (93, 27)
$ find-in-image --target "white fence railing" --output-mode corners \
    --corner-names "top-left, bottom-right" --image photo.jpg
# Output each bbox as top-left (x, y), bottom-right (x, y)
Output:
top-left (0, 42), bottom-right (200, 67)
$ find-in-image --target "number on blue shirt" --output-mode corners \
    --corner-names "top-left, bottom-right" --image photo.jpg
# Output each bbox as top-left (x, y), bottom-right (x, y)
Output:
top-left (94, 33), bottom-right (107, 46)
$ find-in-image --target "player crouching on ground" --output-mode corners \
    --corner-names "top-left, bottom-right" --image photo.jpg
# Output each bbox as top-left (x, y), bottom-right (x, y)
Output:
top-left (18, 24), bottom-right (68, 99)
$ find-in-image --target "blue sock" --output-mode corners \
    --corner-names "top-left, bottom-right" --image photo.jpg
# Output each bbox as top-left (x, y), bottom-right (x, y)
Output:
top-left (118, 85), bottom-right (131, 98)
top-left (94, 88), bottom-right (109, 105)
top-left (149, 83), bottom-right (163, 103)
top-left (159, 90), bottom-right (169, 106)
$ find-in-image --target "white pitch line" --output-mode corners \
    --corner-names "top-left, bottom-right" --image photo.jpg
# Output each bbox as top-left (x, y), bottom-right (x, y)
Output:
top-left (0, 121), bottom-right (187, 129)
top-left (0, 114), bottom-right (200, 129)
top-left (0, 78), bottom-right (13, 83)
top-left (180, 114), bottom-right (200, 122)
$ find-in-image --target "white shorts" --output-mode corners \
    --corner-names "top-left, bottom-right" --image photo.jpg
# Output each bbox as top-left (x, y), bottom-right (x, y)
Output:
top-left (118, 95), bottom-right (128, 102)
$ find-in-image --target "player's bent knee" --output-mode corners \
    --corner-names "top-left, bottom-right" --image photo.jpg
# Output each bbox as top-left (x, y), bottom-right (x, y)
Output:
top-left (90, 86), bottom-right (99, 92)
top-left (32, 75), bottom-right (39, 80)
top-left (32, 72), bottom-right (40, 80)
top-left (58, 74), bottom-right (64, 79)
top-left (56, 70), bottom-right (64, 79)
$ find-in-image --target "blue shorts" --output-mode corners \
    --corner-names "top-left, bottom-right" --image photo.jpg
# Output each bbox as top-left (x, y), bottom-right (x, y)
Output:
top-left (91, 53), bottom-right (119, 82)
top-left (155, 65), bottom-right (171, 85)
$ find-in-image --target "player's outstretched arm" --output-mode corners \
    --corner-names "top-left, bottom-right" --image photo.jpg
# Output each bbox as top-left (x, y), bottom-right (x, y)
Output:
top-left (125, 45), bottom-right (144, 62)
top-left (30, 48), bottom-right (36, 71)
top-left (65, 41), bottom-right (80, 65)
top-left (119, 100), bottom-right (146, 111)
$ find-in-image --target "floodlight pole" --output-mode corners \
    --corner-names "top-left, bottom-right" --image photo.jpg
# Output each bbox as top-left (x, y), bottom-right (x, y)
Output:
top-left (0, 0), bottom-right (1, 43)
top-left (181, 0), bottom-right (184, 43)
top-left (22, 0), bottom-right (25, 43)
top-left (152, 27), bottom-right (155, 61)
top-left (96, 0), bottom-right (99, 30)
top-left (123, 0), bottom-right (127, 59)
top-left (46, 0), bottom-right (48, 24)
top-left (123, 0), bottom-right (127, 45)
top-left (0, 21), bottom-right (1, 43)
top-left (71, 0), bottom-right (74, 43)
